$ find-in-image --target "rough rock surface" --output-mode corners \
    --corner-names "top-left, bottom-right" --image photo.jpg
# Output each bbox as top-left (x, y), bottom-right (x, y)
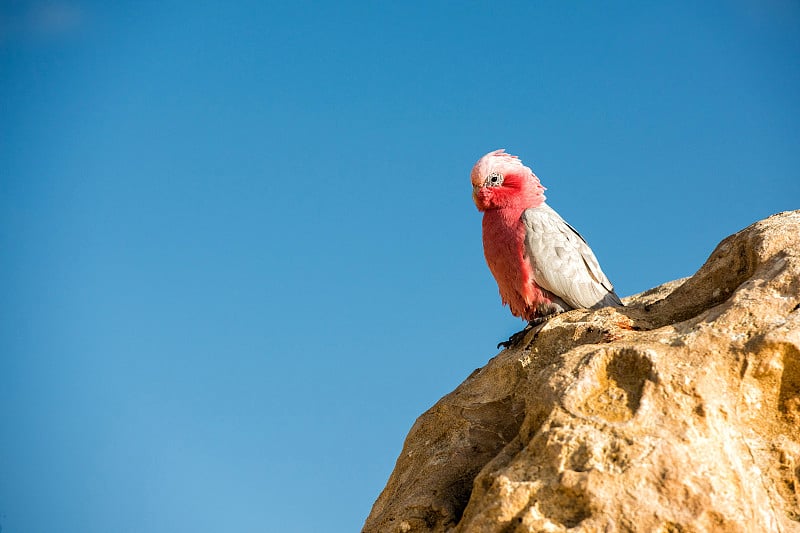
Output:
top-left (364, 211), bottom-right (800, 533)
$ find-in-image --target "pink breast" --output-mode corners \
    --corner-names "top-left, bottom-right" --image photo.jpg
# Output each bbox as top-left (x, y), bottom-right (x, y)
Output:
top-left (482, 209), bottom-right (549, 321)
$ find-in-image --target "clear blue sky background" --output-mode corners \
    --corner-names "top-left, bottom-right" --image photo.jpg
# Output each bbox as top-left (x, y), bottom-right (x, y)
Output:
top-left (1, 1), bottom-right (798, 532)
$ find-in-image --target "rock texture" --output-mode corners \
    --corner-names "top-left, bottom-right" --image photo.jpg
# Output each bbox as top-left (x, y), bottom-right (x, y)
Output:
top-left (364, 211), bottom-right (800, 533)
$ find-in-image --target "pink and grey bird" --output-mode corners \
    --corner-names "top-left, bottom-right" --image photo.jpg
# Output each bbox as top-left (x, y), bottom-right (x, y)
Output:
top-left (471, 149), bottom-right (622, 342)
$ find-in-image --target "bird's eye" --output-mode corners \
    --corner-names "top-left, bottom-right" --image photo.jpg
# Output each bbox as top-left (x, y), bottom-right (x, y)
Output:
top-left (487, 173), bottom-right (503, 187)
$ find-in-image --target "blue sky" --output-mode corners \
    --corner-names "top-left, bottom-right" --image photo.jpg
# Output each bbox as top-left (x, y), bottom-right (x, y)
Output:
top-left (1, 1), bottom-right (798, 532)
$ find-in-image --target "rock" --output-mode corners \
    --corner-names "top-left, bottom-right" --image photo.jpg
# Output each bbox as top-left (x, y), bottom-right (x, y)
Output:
top-left (363, 211), bottom-right (800, 533)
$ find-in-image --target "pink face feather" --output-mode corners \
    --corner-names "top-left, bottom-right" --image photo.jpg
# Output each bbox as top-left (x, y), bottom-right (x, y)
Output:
top-left (470, 149), bottom-right (546, 212)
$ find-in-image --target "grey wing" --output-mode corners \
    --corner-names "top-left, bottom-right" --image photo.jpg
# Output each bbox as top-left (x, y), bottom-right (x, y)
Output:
top-left (521, 204), bottom-right (622, 310)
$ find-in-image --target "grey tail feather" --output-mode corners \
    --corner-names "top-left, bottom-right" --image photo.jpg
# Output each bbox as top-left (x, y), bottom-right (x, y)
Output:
top-left (606, 290), bottom-right (624, 307)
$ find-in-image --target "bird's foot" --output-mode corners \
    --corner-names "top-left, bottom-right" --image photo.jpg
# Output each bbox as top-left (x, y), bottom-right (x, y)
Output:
top-left (497, 327), bottom-right (529, 349)
top-left (528, 315), bottom-right (551, 327)
top-left (497, 317), bottom-right (551, 349)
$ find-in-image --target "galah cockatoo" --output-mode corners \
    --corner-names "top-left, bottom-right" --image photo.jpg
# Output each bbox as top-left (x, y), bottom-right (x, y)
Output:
top-left (471, 149), bottom-right (622, 346)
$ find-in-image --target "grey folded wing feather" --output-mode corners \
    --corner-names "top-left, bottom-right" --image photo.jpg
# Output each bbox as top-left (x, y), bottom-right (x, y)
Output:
top-left (521, 204), bottom-right (622, 310)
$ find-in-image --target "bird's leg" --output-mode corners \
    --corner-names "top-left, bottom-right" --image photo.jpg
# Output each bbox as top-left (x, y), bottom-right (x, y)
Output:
top-left (497, 314), bottom-right (558, 349)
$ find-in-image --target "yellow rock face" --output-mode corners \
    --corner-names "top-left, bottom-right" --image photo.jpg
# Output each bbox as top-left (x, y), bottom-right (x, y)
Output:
top-left (364, 211), bottom-right (800, 533)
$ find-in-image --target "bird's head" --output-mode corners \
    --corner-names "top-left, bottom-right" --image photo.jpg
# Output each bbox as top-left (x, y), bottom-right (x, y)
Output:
top-left (470, 149), bottom-right (546, 211)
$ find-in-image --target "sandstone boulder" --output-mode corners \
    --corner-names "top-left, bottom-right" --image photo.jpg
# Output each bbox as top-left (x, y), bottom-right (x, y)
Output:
top-left (364, 210), bottom-right (800, 533)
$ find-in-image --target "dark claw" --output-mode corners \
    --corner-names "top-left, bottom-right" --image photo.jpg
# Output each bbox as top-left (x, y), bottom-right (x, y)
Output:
top-left (496, 315), bottom-right (555, 349)
top-left (497, 324), bottom-right (534, 349)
